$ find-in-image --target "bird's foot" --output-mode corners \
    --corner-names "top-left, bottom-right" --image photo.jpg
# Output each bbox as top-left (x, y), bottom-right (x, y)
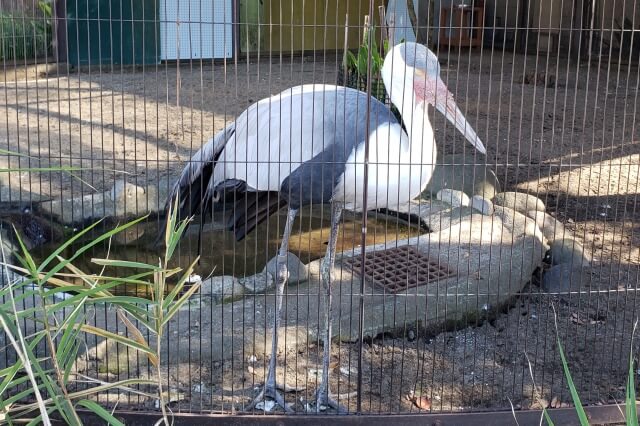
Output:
top-left (246, 382), bottom-right (294, 413)
top-left (307, 387), bottom-right (347, 413)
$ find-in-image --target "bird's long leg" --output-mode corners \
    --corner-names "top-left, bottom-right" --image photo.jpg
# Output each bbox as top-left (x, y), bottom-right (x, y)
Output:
top-left (247, 207), bottom-right (298, 413)
top-left (313, 201), bottom-right (347, 413)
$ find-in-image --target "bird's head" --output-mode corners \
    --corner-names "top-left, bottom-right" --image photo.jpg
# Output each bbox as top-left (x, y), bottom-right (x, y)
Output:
top-left (381, 42), bottom-right (486, 155)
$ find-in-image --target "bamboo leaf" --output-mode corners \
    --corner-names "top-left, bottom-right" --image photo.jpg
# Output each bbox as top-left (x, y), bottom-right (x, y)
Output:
top-left (116, 310), bottom-right (158, 367)
top-left (75, 400), bottom-right (125, 426)
top-left (556, 334), bottom-right (589, 425)
top-left (39, 216), bottom-right (148, 280)
top-left (162, 281), bottom-right (201, 327)
top-left (165, 218), bottom-right (191, 261)
top-left (162, 258), bottom-right (198, 310)
top-left (74, 324), bottom-right (155, 357)
top-left (12, 228), bottom-right (37, 275)
top-left (626, 321), bottom-right (638, 426)
top-left (90, 259), bottom-right (162, 271)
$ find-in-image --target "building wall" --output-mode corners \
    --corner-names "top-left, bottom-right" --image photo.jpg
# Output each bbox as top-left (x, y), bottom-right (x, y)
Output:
top-left (260, 0), bottom-right (385, 53)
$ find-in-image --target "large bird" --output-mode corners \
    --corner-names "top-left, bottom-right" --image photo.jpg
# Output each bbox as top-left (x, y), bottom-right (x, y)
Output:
top-left (165, 42), bottom-right (486, 412)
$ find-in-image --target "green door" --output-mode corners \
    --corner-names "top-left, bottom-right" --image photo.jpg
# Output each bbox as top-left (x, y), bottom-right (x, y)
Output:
top-left (66, 0), bottom-right (159, 66)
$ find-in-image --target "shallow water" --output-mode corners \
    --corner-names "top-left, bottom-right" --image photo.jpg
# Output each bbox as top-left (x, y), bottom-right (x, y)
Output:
top-left (31, 206), bottom-right (420, 296)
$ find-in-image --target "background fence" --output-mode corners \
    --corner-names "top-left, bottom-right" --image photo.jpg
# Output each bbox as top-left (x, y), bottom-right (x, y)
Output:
top-left (1, 0), bottom-right (639, 421)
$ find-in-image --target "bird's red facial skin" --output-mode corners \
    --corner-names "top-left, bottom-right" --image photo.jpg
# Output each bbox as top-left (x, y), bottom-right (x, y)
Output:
top-left (414, 73), bottom-right (457, 110)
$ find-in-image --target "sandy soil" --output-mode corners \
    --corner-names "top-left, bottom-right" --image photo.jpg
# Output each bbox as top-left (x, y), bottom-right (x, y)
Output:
top-left (1, 50), bottom-right (639, 414)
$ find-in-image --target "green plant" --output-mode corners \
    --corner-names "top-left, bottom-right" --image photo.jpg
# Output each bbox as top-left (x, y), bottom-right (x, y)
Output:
top-left (0, 197), bottom-right (200, 425)
top-left (532, 310), bottom-right (639, 426)
top-left (343, 25), bottom-right (388, 79)
top-left (0, 1), bottom-right (53, 62)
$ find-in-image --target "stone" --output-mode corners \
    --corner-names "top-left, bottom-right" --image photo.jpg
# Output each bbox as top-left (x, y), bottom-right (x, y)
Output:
top-left (111, 221), bottom-right (147, 245)
top-left (37, 176), bottom-right (174, 225)
top-left (493, 192), bottom-right (545, 214)
top-left (3, 208), bottom-right (546, 373)
top-left (263, 252), bottom-right (309, 284)
top-left (526, 210), bottom-right (567, 243)
top-left (549, 238), bottom-right (591, 267)
top-left (200, 275), bottom-right (244, 304)
top-left (470, 195), bottom-right (494, 215)
top-left (239, 271), bottom-right (275, 294)
top-left (542, 264), bottom-right (590, 294)
top-left (372, 199), bottom-right (475, 233)
top-left (423, 153), bottom-right (502, 199)
top-left (493, 206), bottom-right (546, 245)
top-left (436, 188), bottom-right (470, 208)
top-left (74, 339), bottom-right (143, 375)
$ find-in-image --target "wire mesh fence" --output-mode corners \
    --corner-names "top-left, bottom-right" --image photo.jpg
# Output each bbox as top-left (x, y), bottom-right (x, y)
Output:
top-left (0, 0), bottom-right (639, 420)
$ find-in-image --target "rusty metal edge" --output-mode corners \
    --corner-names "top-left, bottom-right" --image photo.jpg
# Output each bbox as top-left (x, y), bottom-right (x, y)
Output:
top-left (74, 404), bottom-right (634, 426)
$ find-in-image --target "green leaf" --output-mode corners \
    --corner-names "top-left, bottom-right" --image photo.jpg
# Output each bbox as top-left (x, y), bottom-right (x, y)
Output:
top-left (165, 216), bottom-right (191, 261)
top-left (90, 259), bottom-right (162, 271)
top-left (39, 216), bottom-right (148, 281)
top-left (626, 322), bottom-right (638, 426)
top-left (162, 258), bottom-right (198, 310)
top-left (357, 45), bottom-right (368, 76)
top-left (557, 336), bottom-right (589, 426)
top-left (75, 399), bottom-right (125, 426)
top-left (162, 280), bottom-right (201, 327)
top-left (13, 228), bottom-right (38, 276)
top-left (73, 323), bottom-right (155, 358)
top-left (344, 50), bottom-right (357, 71)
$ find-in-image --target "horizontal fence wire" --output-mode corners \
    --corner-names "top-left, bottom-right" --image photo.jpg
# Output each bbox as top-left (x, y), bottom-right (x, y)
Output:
top-left (0, 0), bottom-right (639, 421)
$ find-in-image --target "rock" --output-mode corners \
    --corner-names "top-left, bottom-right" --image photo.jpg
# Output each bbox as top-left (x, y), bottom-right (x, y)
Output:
top-left (423, 153), bottom-right (502, 199)
top-left (549, 238), bottom-right (591, 267)
top-left (493, 192), bottom-right (545, 214)
top-left (263, 252), bottom-right (309, 284)
top-left (74, 339), bottom-right (142, 375)
top-left (307, 258), bottom-right (343, 283)
top-left (436, 189), bottom-right (470, 208)
top-left (526, 210), bottom-right (567, 242)
top-left (470, 195), bottom-right (494, 215)
top-left (542, 264), bottom-right (590, 294)
top-left (110, 180), bottom-right (145, 218)
top-left (37, 177), bottom-right (174, 225)
top-left (373, 199), bottom-right (458, 232)
top-left (239, 272), bottom-right (275, 294)
top-left (200, 275), bottom-right (244, 304)
top-left (493, 206), bottom-right (546, 245)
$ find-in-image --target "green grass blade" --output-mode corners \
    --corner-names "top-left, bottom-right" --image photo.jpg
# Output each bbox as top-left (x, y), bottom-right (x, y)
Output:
top-left (161, 281), bottom-right (201, 327)
top-left (162, 258), bottom-right (198, 309)
top-left (12, 229), bottom-right (38, 275)
top-left (37, 219), bottom-right (104, 273)
top-left (73, 324), bottom-right (155, 357)
top-left (557, 336), bottom-right (589, 426)
top-left (90, 259), bottom-right (162, 271)
top-left (626, 321), bottom-right (638, 426)
top-left (39, 215), bottom-right (147, 278)
top-left (542, 407), bottom-right (555, 426)
top-left (62, 338), bottom-right (81, 385)
top-left (75, 400), bottom-right (125, 426)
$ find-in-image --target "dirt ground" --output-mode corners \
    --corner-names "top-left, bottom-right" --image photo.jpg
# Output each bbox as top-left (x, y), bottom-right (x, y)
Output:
top-left (1, 49), bottom-right (640, 414)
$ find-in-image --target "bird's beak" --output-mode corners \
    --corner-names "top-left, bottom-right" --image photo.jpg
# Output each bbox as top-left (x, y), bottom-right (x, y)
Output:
top-left (414, 69), bottom-right (487, 155)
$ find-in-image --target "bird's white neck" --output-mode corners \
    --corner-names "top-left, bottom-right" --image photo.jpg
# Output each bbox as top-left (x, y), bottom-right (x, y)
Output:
top-left (396, 94), bottom-right (437, 167)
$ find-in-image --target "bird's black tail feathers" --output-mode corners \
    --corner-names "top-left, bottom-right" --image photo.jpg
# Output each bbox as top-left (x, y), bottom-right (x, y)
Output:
top-left (155, 123), bottom-right (287, 253)
top-left (227, 191), bottom-right (287, 241)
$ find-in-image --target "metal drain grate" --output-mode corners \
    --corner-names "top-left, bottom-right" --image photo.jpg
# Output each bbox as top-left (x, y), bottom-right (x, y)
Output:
top-left (342, 245), bottom-right (455, 293)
